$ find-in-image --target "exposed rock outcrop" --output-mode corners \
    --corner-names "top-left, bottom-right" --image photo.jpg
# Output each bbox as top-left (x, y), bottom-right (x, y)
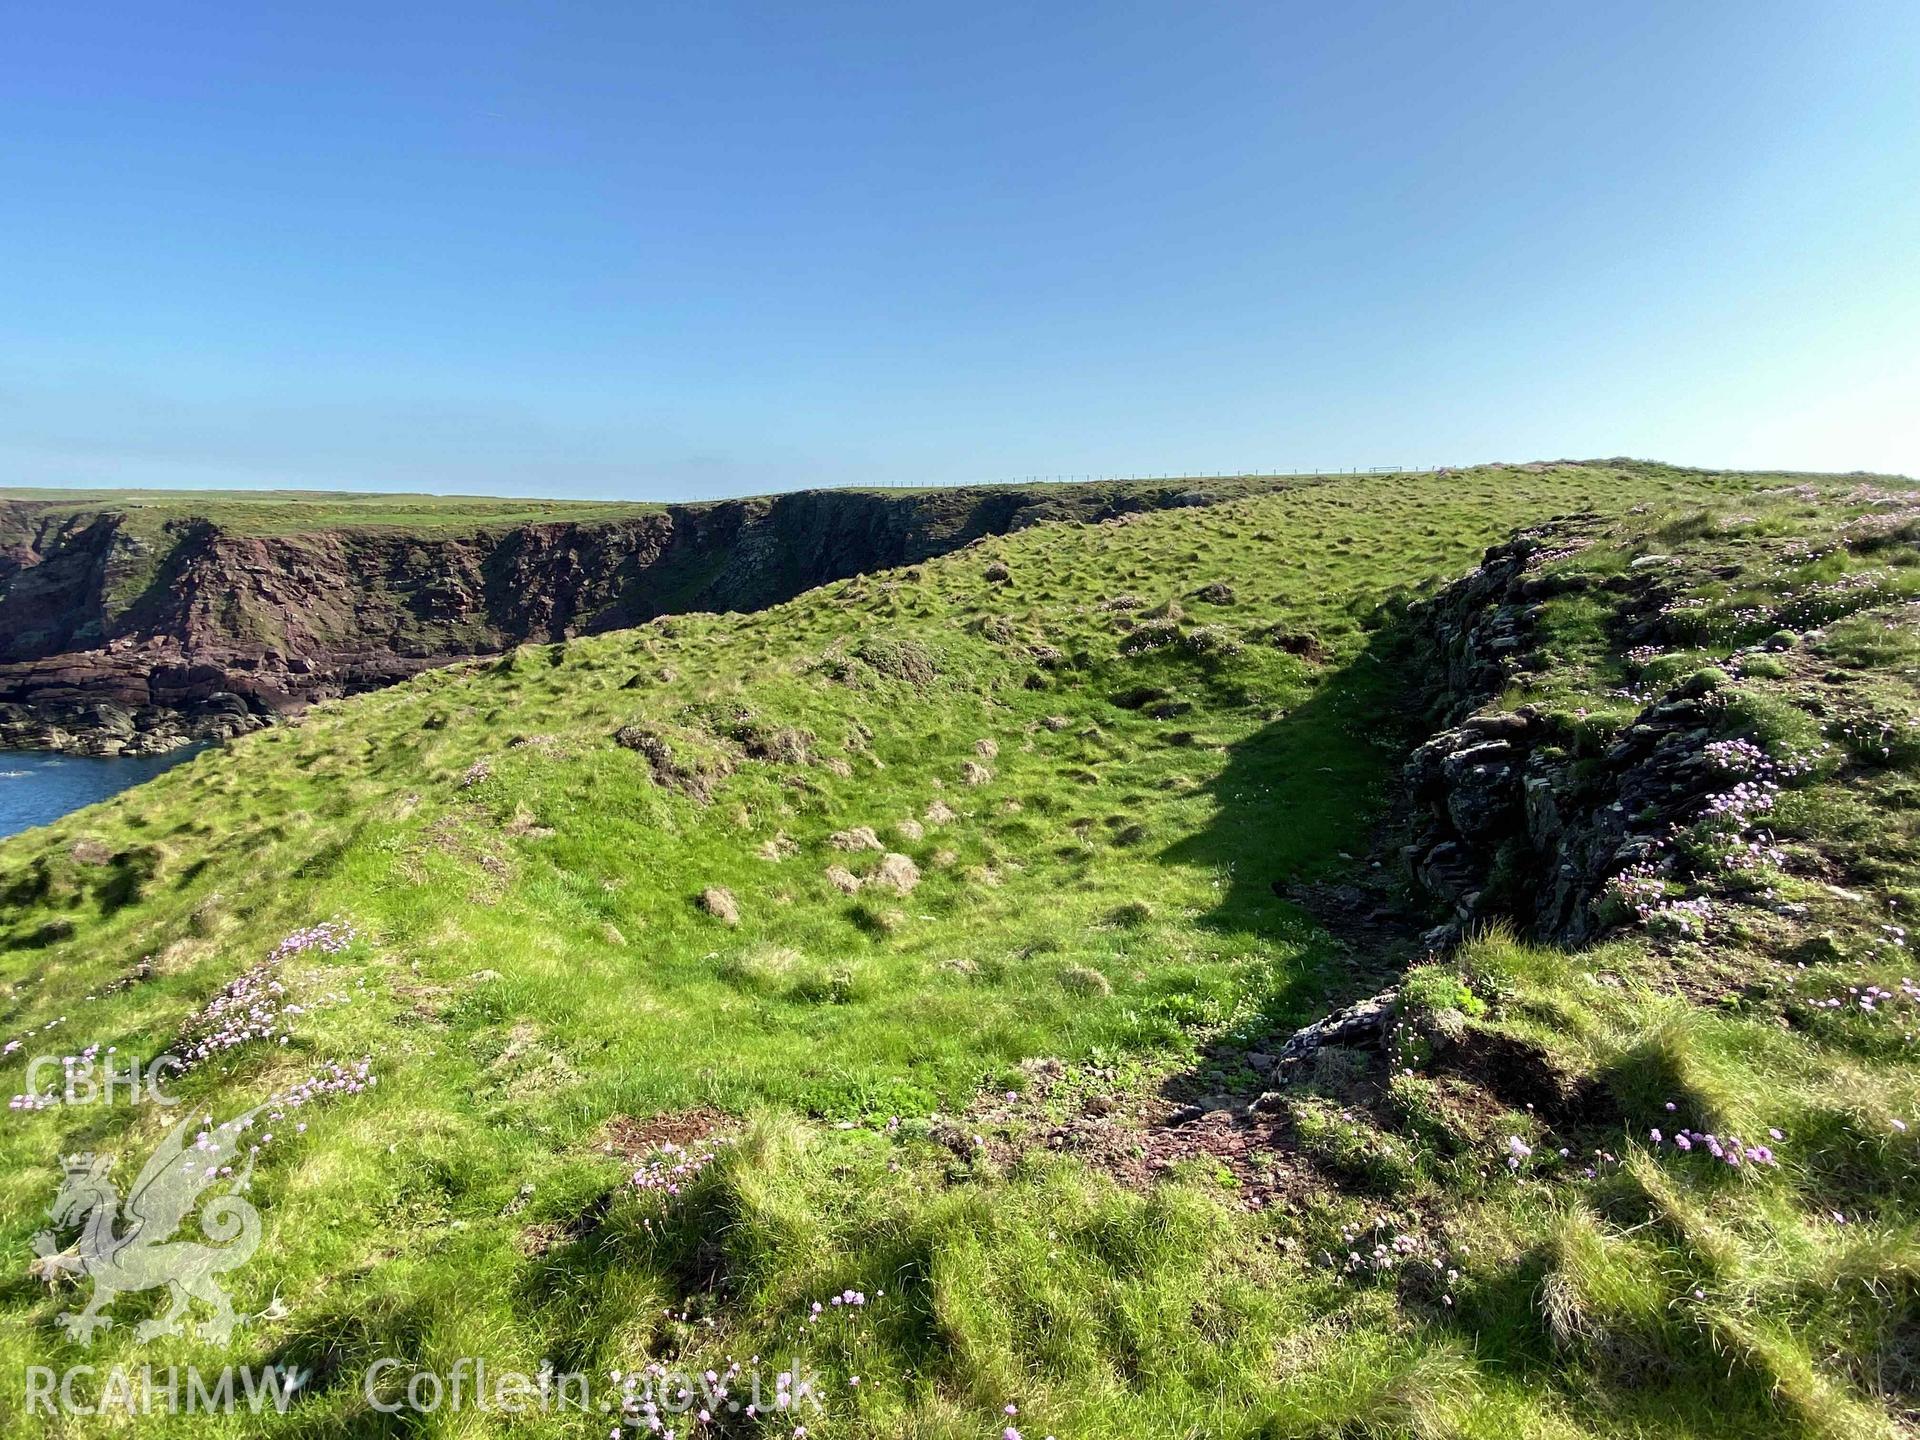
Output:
top-left (0, 695), bottom-right (263, 756)
top-left (1264, 988), bottom-right (1400, 1085)
top-left (1399, 525), bottom-right (1737, 947)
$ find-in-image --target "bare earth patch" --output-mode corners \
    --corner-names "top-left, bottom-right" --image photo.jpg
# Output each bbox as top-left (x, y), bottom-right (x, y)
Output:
top-left (593, 1106), bottom-right (734, 1161)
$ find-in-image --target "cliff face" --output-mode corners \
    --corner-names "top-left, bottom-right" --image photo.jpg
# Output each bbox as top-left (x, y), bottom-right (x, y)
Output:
top-left (0, 482), bottom-right (1224, 752)
top-left (1396, 521), bottom-right (1754, 949)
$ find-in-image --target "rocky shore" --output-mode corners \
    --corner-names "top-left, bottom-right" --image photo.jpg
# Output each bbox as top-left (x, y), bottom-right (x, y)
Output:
top-left (0, 696), bottom-right (264, 756)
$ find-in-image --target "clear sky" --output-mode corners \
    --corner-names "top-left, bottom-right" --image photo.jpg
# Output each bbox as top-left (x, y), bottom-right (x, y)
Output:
top-left (2, 2), bottom-right (1916, 499)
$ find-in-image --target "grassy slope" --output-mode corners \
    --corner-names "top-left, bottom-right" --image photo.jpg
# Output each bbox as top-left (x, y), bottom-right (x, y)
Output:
top-left (2, 462), bottom-right (1916, 1437)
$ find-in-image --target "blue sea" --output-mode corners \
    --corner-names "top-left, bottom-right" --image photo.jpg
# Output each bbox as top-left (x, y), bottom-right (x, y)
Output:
top-left (0, 748), bottom-right (204, 841)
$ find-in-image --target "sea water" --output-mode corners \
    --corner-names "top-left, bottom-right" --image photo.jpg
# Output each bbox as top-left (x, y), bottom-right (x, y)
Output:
top-left (0, 748), bottom-right (203, 841)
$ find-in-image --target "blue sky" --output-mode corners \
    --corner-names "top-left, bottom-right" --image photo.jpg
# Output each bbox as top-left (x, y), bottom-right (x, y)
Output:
top-left (2, 2), bottom-right (1916, 499)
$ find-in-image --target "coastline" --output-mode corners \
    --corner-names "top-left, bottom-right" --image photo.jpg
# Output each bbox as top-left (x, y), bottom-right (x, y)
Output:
top-left (0, 698), bottom-right (265, 757)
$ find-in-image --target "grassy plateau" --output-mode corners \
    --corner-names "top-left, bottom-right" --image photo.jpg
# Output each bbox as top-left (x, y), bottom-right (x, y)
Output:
top-left (0, 487), bottom-right (662, 536)
top-left (3, 461), bottom-right (1919, 1438)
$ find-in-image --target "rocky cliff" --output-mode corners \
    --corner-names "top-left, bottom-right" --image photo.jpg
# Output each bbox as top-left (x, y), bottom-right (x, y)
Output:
top-left (0, 481), bottom-right (1239, 753)
top-left (1397, 521), bottom-right (1792, 948)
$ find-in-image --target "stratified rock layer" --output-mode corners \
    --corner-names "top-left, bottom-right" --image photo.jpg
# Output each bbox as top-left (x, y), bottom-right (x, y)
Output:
top-left (1399, 524), bottom-right (1741, 946)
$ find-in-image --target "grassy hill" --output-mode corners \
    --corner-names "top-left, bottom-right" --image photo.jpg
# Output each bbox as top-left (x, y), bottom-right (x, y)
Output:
top-left (4, 461), bottom-right (1919, 1437)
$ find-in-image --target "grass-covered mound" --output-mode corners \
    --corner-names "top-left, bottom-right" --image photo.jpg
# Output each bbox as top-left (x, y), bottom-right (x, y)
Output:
top-left (4, 461), bottom-right (1918, 1437)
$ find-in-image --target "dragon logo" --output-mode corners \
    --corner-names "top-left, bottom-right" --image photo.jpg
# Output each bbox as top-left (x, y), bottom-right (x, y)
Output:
top-left (30, 1106), bottom-right (266, 1343)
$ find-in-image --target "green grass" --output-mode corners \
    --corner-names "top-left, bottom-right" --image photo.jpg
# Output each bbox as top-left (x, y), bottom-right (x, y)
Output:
top-left (0, 487), bottom-right (662, 536)
top-left (4, 462), bottom-right (1919, 1436)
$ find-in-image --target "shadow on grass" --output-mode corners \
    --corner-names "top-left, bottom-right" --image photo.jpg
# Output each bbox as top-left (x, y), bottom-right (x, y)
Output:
top-left (255, 1292), bottom-right (441, 1435)
top-left (1156, 609), bottom-right (1429, 1042)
